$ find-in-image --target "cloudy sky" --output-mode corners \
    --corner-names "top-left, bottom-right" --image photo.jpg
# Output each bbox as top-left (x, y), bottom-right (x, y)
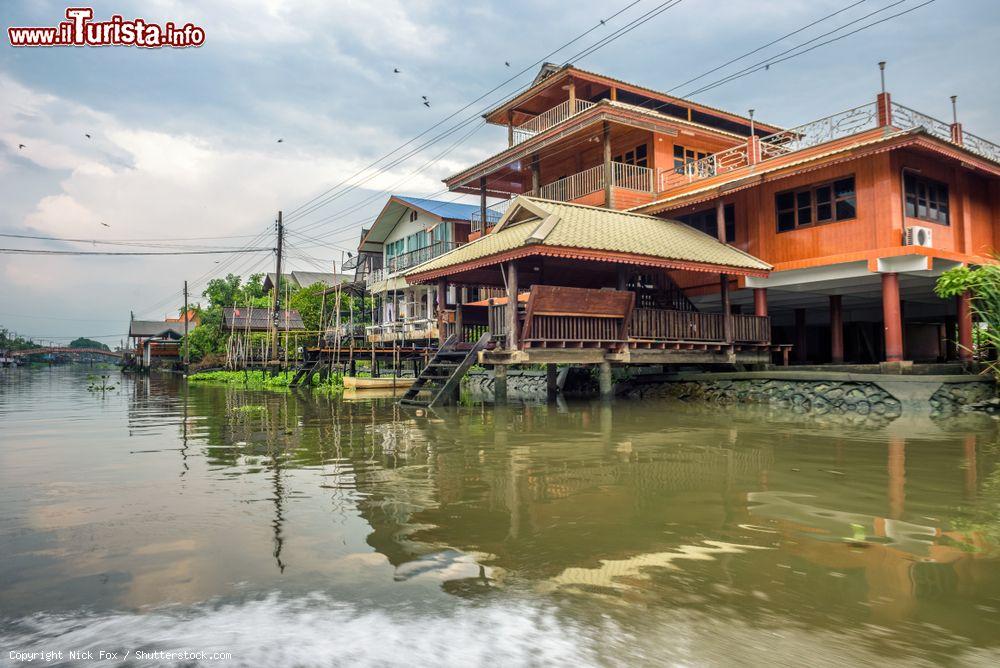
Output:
top-left (1, 0), bottom-right (998, 345)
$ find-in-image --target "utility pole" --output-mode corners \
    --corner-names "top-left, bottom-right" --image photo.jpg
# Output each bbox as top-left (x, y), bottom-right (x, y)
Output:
top-left (183, 280), bottom-right (190, 373)
top-left (270, 211), bottom-right (284, 361)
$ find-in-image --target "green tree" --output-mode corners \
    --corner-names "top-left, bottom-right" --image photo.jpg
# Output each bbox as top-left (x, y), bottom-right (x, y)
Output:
top-left (289, 283), bottom-right (327, 332)
top-left (936, 261), bottom-right (1000, 371)
top-left (69, 337), bottom-right (110, 350)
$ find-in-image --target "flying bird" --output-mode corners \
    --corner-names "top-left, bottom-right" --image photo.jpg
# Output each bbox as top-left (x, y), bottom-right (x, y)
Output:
top-left (99, 222), bottom-right (110, 227)
top-left (85, 133), bottom-right (91, 139)
top-left (18, 144), bottom-right (25, 150)
top-left (393, 68), bottom-right (400, 74)
top-left (505, 61), bottom-right (510, 67)
top-left (423, 100), bottom-right (430, 108)
top-left (277, 138), bottom-right (284, 143)
top-left (422, 95), bottom-right (427, 100)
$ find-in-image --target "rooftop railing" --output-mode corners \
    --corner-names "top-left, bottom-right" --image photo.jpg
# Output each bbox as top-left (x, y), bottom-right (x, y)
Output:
top-left (659, 99), bottom-right (1000, 192)
top-left (511, 99), bottom-right (597, 145)
top-left (470, 198), bottom-right (513, 234)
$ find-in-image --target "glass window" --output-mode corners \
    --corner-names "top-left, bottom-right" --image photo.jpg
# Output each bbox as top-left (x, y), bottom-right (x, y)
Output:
top-left (775, 175), bottom-right (856, 232)
top-left (904, 173), bottom-right (949, 225)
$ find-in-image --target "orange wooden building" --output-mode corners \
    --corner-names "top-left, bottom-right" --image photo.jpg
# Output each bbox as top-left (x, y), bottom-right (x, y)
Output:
top-left (434, 63), bottom-right (1000, 368)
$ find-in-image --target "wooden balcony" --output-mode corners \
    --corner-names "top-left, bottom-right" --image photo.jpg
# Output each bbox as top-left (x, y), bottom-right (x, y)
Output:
top-left (511, 99), bottom-right (597, 145)
top-left (472, 286), bottom-right (771, 350)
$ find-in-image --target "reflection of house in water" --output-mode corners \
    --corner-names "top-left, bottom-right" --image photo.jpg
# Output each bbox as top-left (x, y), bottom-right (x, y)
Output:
top-left (746, 490), bottom-right (997, 622)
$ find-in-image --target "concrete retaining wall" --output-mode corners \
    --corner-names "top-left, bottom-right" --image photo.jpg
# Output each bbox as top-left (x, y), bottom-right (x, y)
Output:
top-left (625, 371), bottom-right (994, 416)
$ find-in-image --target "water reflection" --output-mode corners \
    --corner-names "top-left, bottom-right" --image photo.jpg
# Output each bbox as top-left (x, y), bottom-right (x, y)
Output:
top-left (1, 367), bottom-right (999, 664)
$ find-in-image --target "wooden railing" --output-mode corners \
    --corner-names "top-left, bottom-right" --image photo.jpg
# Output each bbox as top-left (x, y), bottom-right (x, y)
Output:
top-left (630, 308), bottom-right (724, 342)
top-left (511, 99), bottom-right (597, 145)
top-left (528, 315), bottom-right (623, 342)
top-left (732, 314), bottom-right (770, 343)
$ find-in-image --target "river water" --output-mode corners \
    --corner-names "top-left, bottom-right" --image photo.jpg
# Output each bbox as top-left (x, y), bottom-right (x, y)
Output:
top-left (1, 366), bottom-right (998, 666)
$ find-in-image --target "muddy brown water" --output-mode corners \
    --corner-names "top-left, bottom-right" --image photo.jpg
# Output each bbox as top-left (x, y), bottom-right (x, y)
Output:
top-left (1, 366), bottom-right (998, 666)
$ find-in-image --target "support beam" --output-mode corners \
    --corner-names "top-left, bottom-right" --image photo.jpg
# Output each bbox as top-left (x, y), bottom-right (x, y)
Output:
top-left (602, 121), bottom-right (613, 209)
top-left (506, 261), bottom-right (519, 351)
top-left (753, 288), bottom-right (768, 317)
top-left (715, 201), bottom-right (726, 243)
top-left (794, 308), bottom-right (807, 363)
top-left (546, 363), bottom-right (558, 401)
top-left (436, 279), bottom-right (448, 344)
top-left (507, 109), bottom-right (514, 147)
top-left (720, 274), bottom-right (732, 344)
top-left (530, 153), bottom-right (540, 195)
top-left (882, 272), bottom-right (904, 363)
top-left (494, 364), bottom-right (508, 404)
top-left (479, 176), bottom-right (488, 231)
top-left (598, 361), bottom-right (613, 399)
top-left (568, 76), bottom-right (576, 112)
top-left (958, 292), bottom-right (974, 362)
top-left (830, 295), bottom-right (844, 364)
top-left (616, 264), bottom-right (629, 291)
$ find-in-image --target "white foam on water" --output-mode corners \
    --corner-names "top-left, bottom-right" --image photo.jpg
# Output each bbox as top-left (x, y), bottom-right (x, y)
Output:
top-left (1, 593), bottom-right (605, 667)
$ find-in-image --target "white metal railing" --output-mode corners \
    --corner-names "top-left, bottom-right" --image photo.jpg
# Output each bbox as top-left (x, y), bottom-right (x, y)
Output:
top-left (961, 130), bottom-right (1000, 164)
top-left (890, 102), bottom-right (952, 142)
top-left (470, 198), bottom-right (514, 233)
top-left (659, 143), bottom-right (750, 191)
top-left (511, 99), bottom-right (597, 145)
top-left (759, 102), bottom-right (879, 159)
top-left (612, 162), bottom-right (654, 192)
top-left (538, 164), bottom-right (604, 201)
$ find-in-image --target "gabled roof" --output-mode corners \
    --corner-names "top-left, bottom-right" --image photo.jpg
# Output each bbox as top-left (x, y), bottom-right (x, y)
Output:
top-left (264, 271), bottom-right (350, 292)
top-left (359, 195), bottom-right (480, 252)
top-left (222, 307), bottom-right (305, 332)
top-left (128, 320), bottom-right (186, 338)
top-left (405, 196), bottom-right (770, 283)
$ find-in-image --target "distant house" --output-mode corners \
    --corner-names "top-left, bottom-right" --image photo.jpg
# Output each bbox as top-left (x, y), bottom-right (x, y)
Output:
top-left (263, 271), bottom-right (352, 293)
top-left (166, 309), bottom-right (200, 326)
top-left (127, 319), bottom-right (186, 368)
top-left (222, 307), bottom-right (305, 332)
top-left (358, 195), bottom-right (481, 343)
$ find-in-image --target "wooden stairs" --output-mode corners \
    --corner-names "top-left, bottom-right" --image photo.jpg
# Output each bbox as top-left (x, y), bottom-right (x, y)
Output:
top-left (288, 359), bottom-right (322, 387)
top-left (399, 332), bottom-right (491, 408)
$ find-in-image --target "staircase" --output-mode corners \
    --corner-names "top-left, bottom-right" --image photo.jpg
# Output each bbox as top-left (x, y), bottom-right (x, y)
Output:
top-left (399, 332), bottom-right (491, 407)
top-left (288, 359), bottom-right (322, 387)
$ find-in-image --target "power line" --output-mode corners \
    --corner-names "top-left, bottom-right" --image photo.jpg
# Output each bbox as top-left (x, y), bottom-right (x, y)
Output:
top-left (283, 0), bottom-right (646, 223)
top-left (0, 247), bottom-right (273, 256)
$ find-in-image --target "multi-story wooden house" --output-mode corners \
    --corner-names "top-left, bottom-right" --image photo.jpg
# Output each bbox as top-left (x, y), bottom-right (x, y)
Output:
top-left (418, 63), bottom-right (1000, 374)
top-left (358, 195), bottom-right (480, 344)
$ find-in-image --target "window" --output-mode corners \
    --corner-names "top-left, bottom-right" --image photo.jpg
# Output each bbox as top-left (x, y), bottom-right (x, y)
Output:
top-left (673, 144), bottom-right (708, 172)
top-left (904, 173), bottom-right (949, 225)
top-left (775, 176), bottom-right (856, 232)
top-left (613, 143), bottom-right (648, 168)
top-left (409, 210), bottom-right (419, 222)
top-left (676, 204), bottom-right (735, 243)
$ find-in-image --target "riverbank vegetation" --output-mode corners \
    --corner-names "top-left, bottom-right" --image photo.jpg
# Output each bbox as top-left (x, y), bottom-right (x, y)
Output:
top-left (935, 261), bottom-right (1000, 374)
top-left (187, 369), bottom-right (344, 391)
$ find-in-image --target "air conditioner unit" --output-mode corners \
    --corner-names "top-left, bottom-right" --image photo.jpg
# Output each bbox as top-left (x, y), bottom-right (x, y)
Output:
top-left (905, 226), bottom-right (933, 248)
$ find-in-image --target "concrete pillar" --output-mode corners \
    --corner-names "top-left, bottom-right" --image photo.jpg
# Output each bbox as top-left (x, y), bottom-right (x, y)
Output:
top-left (830, 295), bottom-right (844, 364)
top-left (602, 121), bottom-right (613, 209)
top-left (882, 272), bottom-right (904, 363)
top-left (720, 274), bottom-right (732, 344)
top-left (436, 279), bottom-right (448, 345)
top-left (958, 292), bottom-right (974, 362)
top-left (598, 361), bottom-right (613, 399)
top-left (876, 91), bottom-right (893, 127)
top-left (753, 288), bottom-right (768, 317)
top-left (794, 308), bottom-right (807, 363)
top-left (546, 363), bottom-right (558, 401)
top-left (715, 201), bottom-right (726, 243)
top-left (494, 364), bottom-right (508, 404)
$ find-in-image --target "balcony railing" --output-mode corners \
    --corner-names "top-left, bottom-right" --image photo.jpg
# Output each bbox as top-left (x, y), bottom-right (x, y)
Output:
top-left (470, 198), bottom-right (514, 234)
top-left (532, 162), bottom-right (653, 203)
top-left (384, 241), bottom-right (460, 275)
top-left (511, 99), bottom-right (597, 145)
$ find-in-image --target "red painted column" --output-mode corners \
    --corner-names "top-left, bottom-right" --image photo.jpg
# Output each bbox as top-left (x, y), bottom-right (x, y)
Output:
top-left (830, 295), bottom-right (844, 364)
top-left (958, 292), bottom-right (974, 362)
top-left (882, 272), bottom-right (904, 363)
top-left (753, 288), bottom-right (768, 317)
top-left (876, 91), bottom-right (893, 127)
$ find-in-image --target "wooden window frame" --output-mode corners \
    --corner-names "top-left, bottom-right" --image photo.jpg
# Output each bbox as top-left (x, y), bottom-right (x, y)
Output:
top-left (903, 173), bottom-right (950, 226)
top-left (775, 175), bottom-right (857, 233)
top-left (614, 143), bottom-right (649, 168)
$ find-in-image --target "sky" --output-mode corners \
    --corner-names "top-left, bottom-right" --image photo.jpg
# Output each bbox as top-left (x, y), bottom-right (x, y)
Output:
top-left (1, 0), bottom-right (998, 345)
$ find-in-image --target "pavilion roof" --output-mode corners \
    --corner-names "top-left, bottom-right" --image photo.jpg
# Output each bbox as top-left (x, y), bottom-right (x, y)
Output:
top-left (404, 196), bottom-right (771, 283)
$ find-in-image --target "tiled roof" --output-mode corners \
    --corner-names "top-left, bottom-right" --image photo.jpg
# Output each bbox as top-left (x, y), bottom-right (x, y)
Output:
top-left (222, 307), bottom-right (305, 332)
top-left (405, 196), bottom-right (770, 278)
top-left (128, 320), bottom-right (186, 338)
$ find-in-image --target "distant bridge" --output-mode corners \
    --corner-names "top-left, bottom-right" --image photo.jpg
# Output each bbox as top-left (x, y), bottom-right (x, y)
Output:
top-left (9, 347), bottom-right (124, 359)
